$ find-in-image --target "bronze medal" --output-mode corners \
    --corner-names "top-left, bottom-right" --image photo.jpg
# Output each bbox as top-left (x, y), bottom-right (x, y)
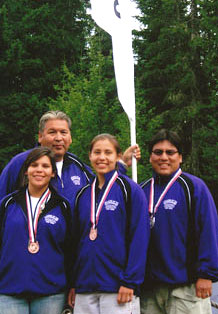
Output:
top-left (89, 228), bottom-right (97, 241)
top-left (28, 241), bottom-right (39, 254)
top-left (90, 172), bottom-right (118, 243)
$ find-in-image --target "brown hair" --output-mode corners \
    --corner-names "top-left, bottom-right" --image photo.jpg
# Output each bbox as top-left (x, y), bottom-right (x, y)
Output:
top-left (19, 147), bottom-right (56, 188)
top-left (89, 133), bottom-right (122, 155)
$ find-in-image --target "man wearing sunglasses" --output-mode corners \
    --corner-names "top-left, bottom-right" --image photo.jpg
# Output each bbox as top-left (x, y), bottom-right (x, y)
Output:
top-left (140, 129), bottom-right (218, 314)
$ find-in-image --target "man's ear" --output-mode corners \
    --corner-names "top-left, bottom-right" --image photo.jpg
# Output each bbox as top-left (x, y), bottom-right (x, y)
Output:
top-left (38, 132), bottom-right (42, 144)
top-left (149, 156), bottom-right (152, 164)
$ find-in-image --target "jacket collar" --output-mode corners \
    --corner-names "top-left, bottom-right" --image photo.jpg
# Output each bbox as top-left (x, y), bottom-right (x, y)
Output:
top-left (92, 169), bottom-right (118, 187)
top-left (153, 168), bottom-right (181, 185)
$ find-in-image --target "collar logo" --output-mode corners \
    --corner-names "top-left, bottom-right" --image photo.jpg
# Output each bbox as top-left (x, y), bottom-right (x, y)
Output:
top-left (45, 215), bottom-right (59, 225)
top-left (105, 200), bottom-right (119, 211)
top-left (163, 199), bottom-right (177, 210)
top-left (71, 176), bottom-right (81, 185)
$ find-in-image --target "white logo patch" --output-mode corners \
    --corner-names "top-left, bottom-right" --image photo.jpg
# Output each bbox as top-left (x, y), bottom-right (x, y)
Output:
top-left (163, 199), bottom-right (177, 210)
top-left (71, 176), bottom-right (81, 185)
top-left (105, 200), bottom-right (119, 211)
top-left (45, 215), bottom-right (59, 225)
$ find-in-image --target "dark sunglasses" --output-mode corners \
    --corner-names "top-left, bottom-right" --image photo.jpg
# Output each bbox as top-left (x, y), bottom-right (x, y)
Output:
top-left (152, 149), bottom-right (179, 156)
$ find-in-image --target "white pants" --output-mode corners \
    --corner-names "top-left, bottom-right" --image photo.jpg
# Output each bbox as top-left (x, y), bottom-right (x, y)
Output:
top-left (74, 292), bottom-right (140, 314)
top-left (140, 284), bottom-right (212, 314)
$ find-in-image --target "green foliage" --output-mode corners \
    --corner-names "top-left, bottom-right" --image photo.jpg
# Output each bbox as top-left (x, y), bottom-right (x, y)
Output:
top-left (133, 0), bottom-right (218, 201)
top-left (48, 29), bottom-right (130, 166)
top-left (0, 0), bottom-right (88, 170)
top-left (0, 0), bottom-right (217, 205)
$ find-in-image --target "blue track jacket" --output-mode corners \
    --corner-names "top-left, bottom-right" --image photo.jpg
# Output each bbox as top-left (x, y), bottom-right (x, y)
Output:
top-left (0, 187), bottom-right (73, 296)
top-left (140, 169), bottom-right (218, 287)
top-left (0, 149), bottom-right (127, 208)
top-left (73, 170), bottom-right (150, 294)
top-left (0, 150), bottom-right (93, 207)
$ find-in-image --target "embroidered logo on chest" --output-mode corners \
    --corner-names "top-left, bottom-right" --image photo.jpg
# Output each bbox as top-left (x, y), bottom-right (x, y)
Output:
top-left (71, 176), bottom-right (81, 185)
top-left (105, 200), bottom-right (119, 211)
top-left (163, 199), bottom-right (177, 210)
top-left (45, 215), bottom-right (59, 225)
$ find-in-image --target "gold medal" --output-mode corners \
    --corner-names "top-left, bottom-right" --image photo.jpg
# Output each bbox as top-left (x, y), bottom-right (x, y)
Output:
top-left (28, 241), bottom-right (40, 254)
top-left (89, 228), bottom-right (97, 241)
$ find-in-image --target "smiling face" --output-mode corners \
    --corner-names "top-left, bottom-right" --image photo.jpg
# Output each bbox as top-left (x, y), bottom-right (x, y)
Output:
top-left (26, 155), bottom-right (55, 196)
top-left (38, 119), bottom-right (72, 161)
top-left (89, 139), bottom-right (121, 178)
top-left (150, 140), bottom-right (182, 176)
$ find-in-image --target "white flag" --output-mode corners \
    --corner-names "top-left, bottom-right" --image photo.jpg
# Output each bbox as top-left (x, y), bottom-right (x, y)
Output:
top-left (90, 0), bottom-right (138, 182)
top-left (90, 0), bottom-right (135, 123)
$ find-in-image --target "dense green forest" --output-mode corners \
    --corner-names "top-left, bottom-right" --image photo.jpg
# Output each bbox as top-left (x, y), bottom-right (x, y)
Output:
top-left (0, 0), bottom-right (217, 204)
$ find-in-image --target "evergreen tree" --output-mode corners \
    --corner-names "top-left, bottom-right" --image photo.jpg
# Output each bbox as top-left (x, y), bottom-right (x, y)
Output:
top-left (134, 0), bottom-right (218, 200)
top-left (48, 28), bottom-right (130, 166)
top-left (0, 0), bottom-right (88, 170)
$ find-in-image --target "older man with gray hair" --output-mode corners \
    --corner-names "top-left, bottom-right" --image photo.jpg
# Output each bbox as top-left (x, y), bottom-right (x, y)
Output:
top-left (0, 110), bottom-right (139, 205)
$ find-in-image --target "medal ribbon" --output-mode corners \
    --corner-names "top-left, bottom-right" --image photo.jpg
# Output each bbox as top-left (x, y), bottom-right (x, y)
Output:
top-left (90, 171), bottom-right (118, 229)
top-left (149, 168), bottom-right (182, 217)
top-left (26, 188), bottom-right (51, 243)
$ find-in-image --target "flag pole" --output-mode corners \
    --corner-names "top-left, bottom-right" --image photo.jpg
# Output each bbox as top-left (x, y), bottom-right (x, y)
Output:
top-left (90, 0), bottom-right (137, 182)
top-left (130, 117), bottom-right (137, 182)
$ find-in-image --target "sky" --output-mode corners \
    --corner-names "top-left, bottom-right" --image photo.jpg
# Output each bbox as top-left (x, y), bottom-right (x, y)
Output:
top-left (130, 0), bottom-right (141, 30)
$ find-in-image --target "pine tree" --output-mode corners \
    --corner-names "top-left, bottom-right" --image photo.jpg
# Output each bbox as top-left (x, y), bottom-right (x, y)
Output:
top-left (0, 0), bottom-right (88, 169)
top-left (134, 0), bottom-right (218, 200)
top-left (48, 28), bottom-right (130, 165)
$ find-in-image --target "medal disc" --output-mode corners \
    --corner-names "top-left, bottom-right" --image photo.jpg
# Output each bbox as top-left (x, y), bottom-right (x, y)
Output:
top-left (89, 228), bottom-right (97, 241)
top-left (150, 216), bottom-right (155, 229)
top-left (28, 241), bottom-right (39, 254)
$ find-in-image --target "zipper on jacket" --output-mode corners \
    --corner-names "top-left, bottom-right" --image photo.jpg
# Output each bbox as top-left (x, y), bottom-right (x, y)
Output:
top-left (61, 178), bottom-right (64, 188)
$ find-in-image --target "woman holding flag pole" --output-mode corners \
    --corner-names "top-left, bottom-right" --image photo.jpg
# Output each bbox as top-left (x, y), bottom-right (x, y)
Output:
top-left (0, 147), bottom-right (73, 314)
top-left (68, 133), bottom-right (150, 314)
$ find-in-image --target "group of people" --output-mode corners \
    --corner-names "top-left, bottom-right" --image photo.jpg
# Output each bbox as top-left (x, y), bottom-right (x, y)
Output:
top-left (0, 110), bottom-right (217, 314)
